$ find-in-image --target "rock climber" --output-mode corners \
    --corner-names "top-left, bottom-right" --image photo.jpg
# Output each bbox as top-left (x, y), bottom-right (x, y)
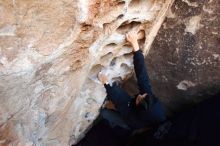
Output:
top-left (98, 30), bottom-right (166, 131)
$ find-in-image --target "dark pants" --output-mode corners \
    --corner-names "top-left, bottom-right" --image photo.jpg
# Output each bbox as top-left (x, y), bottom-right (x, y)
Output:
top-left (101, 50), bottom-right (166, 130)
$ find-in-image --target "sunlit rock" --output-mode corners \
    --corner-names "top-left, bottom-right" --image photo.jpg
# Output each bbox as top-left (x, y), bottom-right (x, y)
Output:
top-left (0, 0), bottom-right (174, 145)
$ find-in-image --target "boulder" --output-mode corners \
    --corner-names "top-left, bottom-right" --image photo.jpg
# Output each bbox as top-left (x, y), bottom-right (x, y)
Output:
top-left (124, 0), bottom-right (220, 114)
top-left (0, 0), bottom-right (173, 145)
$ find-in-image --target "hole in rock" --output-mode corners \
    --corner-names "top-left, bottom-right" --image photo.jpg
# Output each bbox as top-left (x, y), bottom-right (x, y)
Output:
top-left (116, 45), bottom-right (133, 57)
top-left (138, 30), bottom-right (146, 48)
top-left (81, 23), bottom-right (92, 31)
top-left (70, 60), bottom-right (83, 71)
top-left (112, 76), bottom-right (122, 82)
top-left (129, 0), bottom-right (141, 7)
top-left (123, 53), bottom-right (133, 59)
top-left (117, 1), bottom-right (126, 5)
top-left (103, 22), bottom-right (111, 29)
top-left (110, 57), bottom-right (117, 66)
top-left (117, 21), bottom-right (141, 34)
top-left (138, 30), bottom-right (145, 40)
top-left (117, 14), bottom-right (124, 19)
top-left (120, 63), bottom-right (131, 72)
top-left (100, 52), bottom-right (114, 66)
top-left (100, 1), bottom-right (125, 28)
top-left (101, 43), bottom-right (117, 56)
top-left (109, 0), bottom-right (125, 7)
top-left (89, 64), bottom-right (103, 80)
top-left (105, 43), bottom-right (117, 47)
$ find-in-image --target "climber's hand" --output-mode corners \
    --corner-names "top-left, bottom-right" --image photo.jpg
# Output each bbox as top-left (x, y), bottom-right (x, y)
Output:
top-left (126, 30), bottom-right (138, 43)
top-left (126, 31), bottom-right (139, 52)
top-left (98, 73), bottom-right (108, 84)
top-left (136, 93), bottom-right (147, 106)
top-left (105, 100), bottom-right (116, 110)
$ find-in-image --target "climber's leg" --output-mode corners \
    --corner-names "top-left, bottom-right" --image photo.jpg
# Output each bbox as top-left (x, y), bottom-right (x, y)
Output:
top-left (138, 98), bottom-right (167, 124)
top-left (100, 108), bottom-right (130, 130)
top-left (104, 83), bottom-right (132, 117)
top-left (104, 83), bottom-right (152, 129)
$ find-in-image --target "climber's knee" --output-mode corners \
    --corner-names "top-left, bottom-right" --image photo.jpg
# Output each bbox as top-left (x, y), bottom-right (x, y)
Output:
top-left (149, 100), bottom-right (166, 123)
top-left (100, 108), bottom-right (130, 129)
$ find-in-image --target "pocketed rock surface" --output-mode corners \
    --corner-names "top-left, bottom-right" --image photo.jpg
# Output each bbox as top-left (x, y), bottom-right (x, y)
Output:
top-left (0, 0), bottom-right (173, 145)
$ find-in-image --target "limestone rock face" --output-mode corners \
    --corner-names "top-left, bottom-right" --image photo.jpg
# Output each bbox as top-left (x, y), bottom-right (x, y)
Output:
top-left (0, 0), bottom-right (173, 145)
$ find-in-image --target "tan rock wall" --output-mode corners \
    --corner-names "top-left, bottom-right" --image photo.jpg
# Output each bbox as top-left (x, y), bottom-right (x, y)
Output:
top-left (144, 0), bottom-right (220, 113)
top-left (0, 0), bottom-right (173, 145)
